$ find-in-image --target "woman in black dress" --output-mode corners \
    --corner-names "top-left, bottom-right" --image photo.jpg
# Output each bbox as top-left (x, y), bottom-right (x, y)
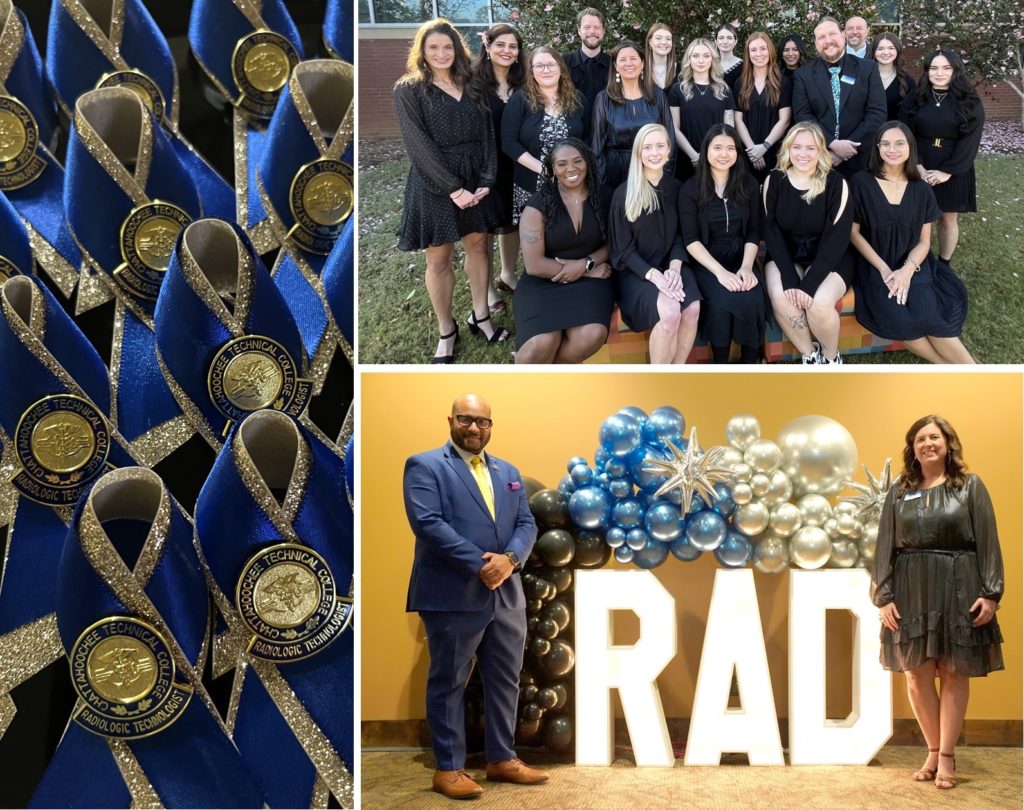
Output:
top-left (900, 50), bottom-right (984, 266)
top-left (669, 38), bottom-right (734, 180)
top-left (610, 124), bottom-right (701, 364)
top-left (851, 122), bottom-right (973, 363)
top-left (778, 34), bottom-right (806, 81)
top-left (514, 139), bottom-right (613, 363)
top-left (714, 23), bottom-right (743, 94)
top-left (394, 19), bottom-right (509, 362)
top-left (680, 124), bottom-right (763, 363)
top-left (734, 31), bottom-right (792, 185)
top-left (591, 41), bottom-right (675, 190)
top-left (645, 22), bottom-right (678, 91)
top-left (471, 24), bottom-right (525, 303)
top-left (762, 121), bottom-right (854, 365)
top-left (871, 33), bottom-right (916, 123)
top-left (872, 415), bottom-right (1003, 790)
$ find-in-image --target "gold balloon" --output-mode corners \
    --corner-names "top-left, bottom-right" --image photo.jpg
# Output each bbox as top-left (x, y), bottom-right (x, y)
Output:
top-left (761, 469), bottom-right (793, 507)
top-left (777, 415), bottom-right (859, 498)
top-left (790, 525), bottom-right (832, 569)
top-left (731, 482), bottom-right (753, 505)
top-left (744, 439), bottom-right (783, 473)
top-left (734, 501), bottom-right (770, 536)
top-left (829, 539), bottom-right (860, 568)
top-left (769, 502), bottom-right (802, 537)
top-left (753, 532), bottom-right (789, 574)
top-left (731, 462), bottom-right (753, 483)
top-left (797, 493), bottom-right (832, 527)
top-left (858, 521), bottom-right (879, 562)
top-left (725, 414), bottom-right (761, 451)
top-left (750, 472), bottom-right (771, 497)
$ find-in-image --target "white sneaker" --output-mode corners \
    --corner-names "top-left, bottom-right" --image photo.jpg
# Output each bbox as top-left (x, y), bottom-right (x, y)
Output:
top-left (821, 349), bottom-right (844, 365)
top-left (802, 341), bottom-right (822, 364)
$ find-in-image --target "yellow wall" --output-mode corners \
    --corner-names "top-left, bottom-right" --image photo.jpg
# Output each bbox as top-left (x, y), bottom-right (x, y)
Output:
top-left (361, 371), bottom-right (1023, 723)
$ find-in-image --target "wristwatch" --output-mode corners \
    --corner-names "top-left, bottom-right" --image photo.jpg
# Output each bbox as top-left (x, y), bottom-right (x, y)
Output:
top-left (585, 255), bottom-right (595, 274)
top-left (504, 550), bottom-right (521, 569)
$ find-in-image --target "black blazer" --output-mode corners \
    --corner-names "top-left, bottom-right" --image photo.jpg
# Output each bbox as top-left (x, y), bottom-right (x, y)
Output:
top-left (792, 55), bottom-right (886, 174)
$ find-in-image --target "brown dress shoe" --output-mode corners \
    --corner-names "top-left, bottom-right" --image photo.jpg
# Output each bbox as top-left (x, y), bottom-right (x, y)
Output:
top-left (432, 769), bottom-right (484, 799)
top-left (485, 758), bottom-right (549, 784)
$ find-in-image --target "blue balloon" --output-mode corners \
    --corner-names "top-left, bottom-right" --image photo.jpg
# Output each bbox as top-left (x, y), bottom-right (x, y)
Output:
top-left (625, 528), bottom-right (649, 551)
top-left (608, 478), bottom-right (632, 499)
top-left (570, 463), bottom-right (594, 488)
top-left (662, 487), bottom-right (683, 506)
top-left (714, 530), bottom-right (753, 568)
top-left (599, 413), bottom-right (642, 457)
top-left (644, 502), bottom-right (683, 542)
top-left (605, 527), bottom-right (627, 548)
top-left (557, 474), bottom-right (576, 498)
top-left (685, 509), bottom-right (728, 551)
top-left (611, 497), bottom-right (644, 530)
top-left (641, 406), bottom-right (685, 448)
top-left (629, 444), bottom-right (670, 490)
top-left (670, 534), bottom-right (702, 561)
top-left (594, 446), bottom-right (611, 469)
top-left (604, 457), bottom-right (628, 478)
top-left (567, 455), bottom-right (589, 473)
top-left (711, 482), bottom-right (736, 517)
top-left (614, 545), bottom-right (635, 564)
top-left (617, 406), bottom-right (649, 427)
top-left (634, 539), bottom-right (670, 569)
top-left (568, 486), bottom-right (611, 529)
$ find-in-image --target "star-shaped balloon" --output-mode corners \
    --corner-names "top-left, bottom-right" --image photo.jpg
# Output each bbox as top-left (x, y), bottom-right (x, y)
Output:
top-left (841, 459), bottom-right (899, 523)
top-left (642, 427), bottom-right (735, 510)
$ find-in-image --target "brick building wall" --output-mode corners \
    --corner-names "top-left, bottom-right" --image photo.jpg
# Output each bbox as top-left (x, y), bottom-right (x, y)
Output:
top-left (359, 34), bottom-right (1021, 139)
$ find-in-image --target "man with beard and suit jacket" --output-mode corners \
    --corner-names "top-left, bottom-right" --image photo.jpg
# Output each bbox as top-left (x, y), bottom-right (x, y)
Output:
top-left (403, 393), bottom-right (546, 799)
top-left (563, 7), bottom-right (608, 133)
top-left (793, 16), bottom-right (886, 177)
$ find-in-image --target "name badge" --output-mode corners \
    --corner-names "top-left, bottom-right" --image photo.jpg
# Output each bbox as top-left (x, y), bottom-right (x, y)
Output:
top-left (841, 74), bottom-right (856, 85)
top-left (903, 490), bottom-right (922, 501)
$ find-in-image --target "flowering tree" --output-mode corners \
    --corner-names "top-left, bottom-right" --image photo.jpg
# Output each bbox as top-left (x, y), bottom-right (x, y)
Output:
top-left (901, 0), bottom-right (1024, 124)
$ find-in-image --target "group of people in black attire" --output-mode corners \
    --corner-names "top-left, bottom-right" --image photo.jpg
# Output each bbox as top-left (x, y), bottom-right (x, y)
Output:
top-left (393, 10), bottom-right (984, 364)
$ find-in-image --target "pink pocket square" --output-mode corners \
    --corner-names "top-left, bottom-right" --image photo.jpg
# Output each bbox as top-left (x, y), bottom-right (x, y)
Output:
top-left (508, 481), bottom-right (521, 490)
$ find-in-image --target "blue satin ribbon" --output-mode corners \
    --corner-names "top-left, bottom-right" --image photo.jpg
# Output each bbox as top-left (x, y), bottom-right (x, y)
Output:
top-left (30, 467), bottom-right (266, 809)
top-left (47, 0), bottom-right (235, 221)
top-left (323, 0), bottom-right (354, 62)
top-left (1, 5), bottom-right (82, 289)
top-left (321, 217), bottom-right (354, 348)
top-left (0, 191), bottom-right (32, 277)
top-left (195, 411), bottom-right (354, 805)
top-left (154, 218), bottom-right (312, 447)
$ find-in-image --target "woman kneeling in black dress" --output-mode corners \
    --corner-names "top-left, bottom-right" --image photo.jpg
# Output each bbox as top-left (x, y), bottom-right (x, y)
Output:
top-left (514, 139), bottom-right (614, 363)
top-left (851, 122), bottom-right (973, 363)
top-left (610, 123), bottom-right (701, 363)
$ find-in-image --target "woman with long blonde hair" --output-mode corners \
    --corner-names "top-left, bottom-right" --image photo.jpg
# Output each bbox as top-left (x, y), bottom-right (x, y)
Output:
top-left (668, 38), bottom-right (734, 178)
top-left (734, 31), bottom-right (791, 184)
top-left (762, 121), bottom-right (854, 365)
top-left (609, 124), bottom-right (701, 363)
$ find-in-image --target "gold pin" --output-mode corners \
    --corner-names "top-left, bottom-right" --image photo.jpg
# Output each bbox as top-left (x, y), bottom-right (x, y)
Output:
top-left (207, 334), bottom-right (312, 423)
top-left (287, 158), bottom-right (354, 254)
top-left (231, 29), bottom-right (300, 120)
top-left (115, 200), bottom-right (192, 301)
top-left (95, 70), bottom-right (166, 126)
top-left (0, 95), bottom-right (47, 191)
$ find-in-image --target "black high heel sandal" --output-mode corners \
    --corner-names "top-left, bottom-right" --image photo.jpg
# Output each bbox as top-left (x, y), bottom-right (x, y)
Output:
top-left (431, 322), bottom-right (459, 364)
top-left (467, 311), bottom-right (509, 344)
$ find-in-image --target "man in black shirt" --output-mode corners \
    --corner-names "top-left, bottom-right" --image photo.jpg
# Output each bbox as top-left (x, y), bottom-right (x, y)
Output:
top-left (562, 7), bottom-right (608, 134)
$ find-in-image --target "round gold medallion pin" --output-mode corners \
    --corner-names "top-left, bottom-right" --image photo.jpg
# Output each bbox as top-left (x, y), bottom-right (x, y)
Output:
top-left (231, 29), bottom-right (299, 119)
top-left (69, 616), bottom-right (193, 739)
top-left (236, 543), bottom-right (352, 662)
top-left (0, 95), bottom-right (47, 191)
top-left (115, 200), bottom-right (191, 301)
top-left (12, 394), bottom-right (111, 506)
top-left (95, 70), bottom-right (167, 126)
top-left (287, 158), bottom-right (353, 254)
top-left (207, 334), bottom-right (311, 425)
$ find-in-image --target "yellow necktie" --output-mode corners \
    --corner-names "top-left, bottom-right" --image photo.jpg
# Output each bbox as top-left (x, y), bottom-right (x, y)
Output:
top-left (471, 456), bottom-right (495, 519)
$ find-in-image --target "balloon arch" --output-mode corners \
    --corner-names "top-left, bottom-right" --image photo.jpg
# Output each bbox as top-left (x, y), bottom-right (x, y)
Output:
top-left (463, 406), bottom-right (897, 756)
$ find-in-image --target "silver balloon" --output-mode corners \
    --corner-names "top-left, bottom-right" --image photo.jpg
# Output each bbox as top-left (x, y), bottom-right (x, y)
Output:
top-left (731, 482), bottom-right (753, 505)
top-left (731, 462), bottom-right (753, 483)
top-left (854, 557), bottom-right (868, 568)
top-left (832, 500), bottom-right (859, 518)
top-left (829, 539), bottom-right (860, 568)
top-left (836, 513), bottom-right (858, 536)
top-left (797, 494), bottom-right (833, 527)
top-left (769, 502), bottom-right (802, 537)
top-left (745, 439), bottom-right (783, 474)
top-left (718, 446), bottom-right (745, 469)
top-left (750, 472), bottom-right (771, 498)
top-left (777, 415), bottom-right (859, 498)
top-left (725, 414), bottom-right (761, 452)
top-left (753, 533), bottom-right (789, 574)
top-left (790, 525), bottom-right (832, 569)
top-left (761, 469), bottom-right (793, 507)
top-left (823, 517), bottom-right (840, 538)
top-left (848, 521), bottom-right (864, 541)
top-left (858, 521), bottom-right (879, 563)
top-left (733, 501), bottom-right (770, 536)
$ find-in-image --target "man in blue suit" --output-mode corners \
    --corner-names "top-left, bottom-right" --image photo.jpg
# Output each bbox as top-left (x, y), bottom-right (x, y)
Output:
top-left (793, 16), bottom-right (886, 177)
top-left (404, 393), bottom-right (546, 799)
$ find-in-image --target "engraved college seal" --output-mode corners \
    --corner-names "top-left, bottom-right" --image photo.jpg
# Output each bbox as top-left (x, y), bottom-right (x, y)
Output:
top-left (288, 158), bottom-right (353, 254)
top-left (231, 29), bottom-right (300, 119)
top-left (0, 95), bottom-right (46, 191)
top-left (207, 335), bottom-right (311, 426)
top-left (116, 201), bottom-right (192, 301)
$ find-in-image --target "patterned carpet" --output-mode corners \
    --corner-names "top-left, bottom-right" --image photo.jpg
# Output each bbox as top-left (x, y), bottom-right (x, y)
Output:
top-left (362, 747), bottom-right (1022, 808)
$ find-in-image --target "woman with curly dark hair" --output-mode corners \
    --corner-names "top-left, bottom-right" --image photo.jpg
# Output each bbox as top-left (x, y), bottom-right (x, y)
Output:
top-left (394, 19), bottom-right (508, 362)
top-left (471, 23), bottom-right (525, 304)
top-left (899, 49), bottom-right (984, 266)
top-left (871, 33), bottom-right (916, 123)
top-left (610, 124), bottom-right (701, 363)
top-left (872, 415), bottom-right (1004, 790)
top-left (514, 139), bottom-right (614, 363)
top-left (778, 34), bottom-right (806, 80)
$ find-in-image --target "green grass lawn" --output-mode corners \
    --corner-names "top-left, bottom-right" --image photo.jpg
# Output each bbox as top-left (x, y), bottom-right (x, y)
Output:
top-left (357, 143), bottom-right (1024, 364)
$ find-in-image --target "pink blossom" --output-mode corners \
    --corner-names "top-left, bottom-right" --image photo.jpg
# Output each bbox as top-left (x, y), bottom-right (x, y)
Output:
top-left (544, 3), bottom-right (552, 10)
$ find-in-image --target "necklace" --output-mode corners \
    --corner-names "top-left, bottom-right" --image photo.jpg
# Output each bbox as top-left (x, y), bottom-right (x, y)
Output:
top-left (560, 190), bottom-right (586, 206)
top-left (694, 83), bottom-right (709, 97)
top-left (932, 89), bottom-right (949, 107)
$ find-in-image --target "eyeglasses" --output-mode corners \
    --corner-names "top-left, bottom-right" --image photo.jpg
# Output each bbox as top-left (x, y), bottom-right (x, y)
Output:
top-left (533, 63), bottom-right (559, 72)
top-left (454, 415), bottom-right (493, 428)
